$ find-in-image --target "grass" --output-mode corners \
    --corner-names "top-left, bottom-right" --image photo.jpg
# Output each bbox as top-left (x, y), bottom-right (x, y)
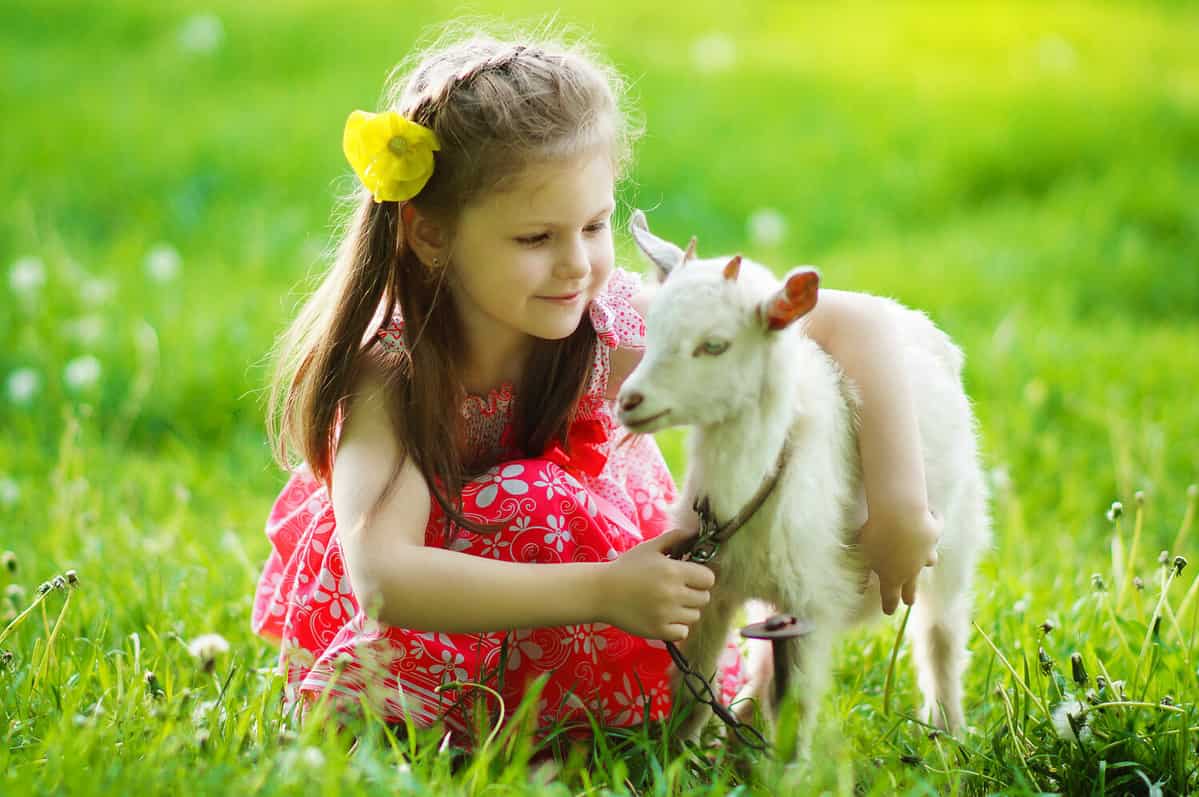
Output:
top-left (2, 0), bottom-right (1198, 793)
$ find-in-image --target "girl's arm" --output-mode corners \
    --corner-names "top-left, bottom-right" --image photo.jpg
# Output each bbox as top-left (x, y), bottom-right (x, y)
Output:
top-left (332, 355), bottom-right (712, 638)
top-left (802, 288), bottom-right (941, 614)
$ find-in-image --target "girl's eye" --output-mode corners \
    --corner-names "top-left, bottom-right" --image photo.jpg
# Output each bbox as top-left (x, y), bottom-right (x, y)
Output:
top-left (516, 221), bottom-right (607, 246)
top-left (693, 340), bottom-right (731, 357)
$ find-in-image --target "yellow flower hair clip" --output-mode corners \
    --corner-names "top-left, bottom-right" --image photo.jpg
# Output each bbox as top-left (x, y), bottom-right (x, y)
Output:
top-left (342, 110), bottom-right (440, 203)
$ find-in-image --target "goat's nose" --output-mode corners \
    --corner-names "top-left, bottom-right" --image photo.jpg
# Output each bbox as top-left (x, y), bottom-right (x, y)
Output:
top-left (620, 391), bottom-right (644, 412)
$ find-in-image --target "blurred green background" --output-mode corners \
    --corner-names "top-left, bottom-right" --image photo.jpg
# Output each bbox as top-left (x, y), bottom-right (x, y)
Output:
top-left (1, 0), bottom-right (1197, 790)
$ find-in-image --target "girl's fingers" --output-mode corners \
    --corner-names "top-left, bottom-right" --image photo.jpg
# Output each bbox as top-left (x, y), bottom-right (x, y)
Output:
top-left (681, 587), bottom-right (710, 609)
top-left (681, 563), bottom-right (715, 590)
top-left (665, 623), bottom-right (689, 642)
top-left (880, 582), bottom-right (901, 615)
top-left (902, 579), bottom-right (918, 606)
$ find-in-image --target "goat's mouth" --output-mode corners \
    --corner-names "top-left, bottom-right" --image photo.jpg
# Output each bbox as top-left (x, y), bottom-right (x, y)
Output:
top-left (620, 408), bottom-right (672, 432)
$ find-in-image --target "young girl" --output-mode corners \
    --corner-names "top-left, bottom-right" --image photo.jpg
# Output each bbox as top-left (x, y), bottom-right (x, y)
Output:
top-left (252, 31), bottom-right (940, 744)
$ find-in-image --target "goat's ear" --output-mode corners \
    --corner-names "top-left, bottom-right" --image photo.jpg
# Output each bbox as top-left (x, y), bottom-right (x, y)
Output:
top-left (629, 209), bottom-right (685, 281)
top-left (723, 255), bottom-right (742, 282)
top-left (758, 267), bottom-right (820, 331)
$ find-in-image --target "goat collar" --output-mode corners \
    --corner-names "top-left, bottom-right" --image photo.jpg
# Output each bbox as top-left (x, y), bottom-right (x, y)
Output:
top-left (679, 439), bottom-right (792, 564)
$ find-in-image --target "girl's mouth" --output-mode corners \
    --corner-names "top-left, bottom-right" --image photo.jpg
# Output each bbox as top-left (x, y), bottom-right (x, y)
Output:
top-left (537, 292), bottom-right (581, 303)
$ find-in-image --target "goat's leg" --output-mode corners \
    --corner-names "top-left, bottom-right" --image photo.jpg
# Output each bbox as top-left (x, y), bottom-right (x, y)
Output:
top-left (909, 569), bottom-right (972, 734)
top-left (775, 625), bottom-right (836, 759)
top-left (671, 594), bottom-right (737, 740)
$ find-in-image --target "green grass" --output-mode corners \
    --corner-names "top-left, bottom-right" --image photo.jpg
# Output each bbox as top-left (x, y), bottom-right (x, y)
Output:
top-left (3, 0), bottom-right (1199, 793)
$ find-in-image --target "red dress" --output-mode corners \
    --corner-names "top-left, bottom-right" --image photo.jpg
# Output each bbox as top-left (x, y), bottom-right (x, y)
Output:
top-left (251, 268), bottom-right (744, 743)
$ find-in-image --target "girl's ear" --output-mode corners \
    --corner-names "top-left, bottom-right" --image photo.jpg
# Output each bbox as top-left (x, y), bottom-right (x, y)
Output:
top-left (402, 203), bottom-right (449, 269)
top-left (757, 267), bottom-right (820, 331)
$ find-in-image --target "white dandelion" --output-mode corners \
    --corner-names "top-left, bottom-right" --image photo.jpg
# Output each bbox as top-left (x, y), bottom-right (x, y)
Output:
top-left (1037, 35), bottom-right (1077, 73)
top-left (63, 355), bottom-right (102, 391)
top-left (187, 633), bottom-right (231, 669)
top-left (1050, 698), bottom-right (1092, 744)
top-left (6, 368), bottom-right (40, 404)
top-left (691, 33), bottom-right (737, 74)
top-left (747, 208), bottom-right (788, 248)
top-left (9, 256), bottom-right (46, 295)
top-left (65, 315), bottom-right (105, 346)
top-left (0, 477), bottom-right (19, 508)
top-left (300, 746), bottom-right (326, 769)
top-left (79, 277), bottom-right (116, 305)
top-left (177, 13), bottom-right (225, 55)
top-left (145, 243), bottom-right (182, 283)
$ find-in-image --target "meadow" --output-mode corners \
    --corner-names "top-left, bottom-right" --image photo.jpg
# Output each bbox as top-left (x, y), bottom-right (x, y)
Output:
top-left (2, 0), bottom-right (1198, 793)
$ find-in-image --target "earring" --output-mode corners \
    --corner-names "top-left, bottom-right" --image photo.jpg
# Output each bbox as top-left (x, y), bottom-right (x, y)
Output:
top-left (432, 257), bottom-right (441, 268)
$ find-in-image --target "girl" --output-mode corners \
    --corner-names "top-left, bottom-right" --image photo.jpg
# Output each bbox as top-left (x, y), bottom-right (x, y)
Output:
top-left (252, 31), bottom-right (940, 744)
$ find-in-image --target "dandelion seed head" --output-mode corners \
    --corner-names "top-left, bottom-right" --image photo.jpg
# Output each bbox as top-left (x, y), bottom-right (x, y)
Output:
top-left (1133, 576), bottom-right (1144, 591)
top-left (0, 479), bottom-right (17, 509)
top-left (65, 569), bottom-right (78, 586)
top-left (1050, 698), bottom-right (1089, 743)
top-left (5, 583), bottom-right (25, 604)
top-left (177, 13), bottom-right (225, 54)
top-left (691, 33), bottom-right (737, 74)
top-left (9, 256), bottom-right (46, 295)
top-left (145, 243), bottom-right (182, 283)
top-left (300, 747), bottom-right (326, 768)
top-left (187, 633), bottom-right (230, 669)
top-left (1106, 501), bottom-right (1123, 522)
top-left (1174, 556), bottom-right (1187, 575)
top-left (79, 277), bottom-right (115, 305)
top-left (64, 355), bottom-right (102, 391)
top-left (747, 208), bottom-right (788, 248)
top-left (1037, 34), bottom-right (1077, 74)
top-left (1135, 490), bottom-right (1145, 506)
top-left (6, 369), bottom-right (40, 405)
top-left (65, 316), bottom-right (105, 346)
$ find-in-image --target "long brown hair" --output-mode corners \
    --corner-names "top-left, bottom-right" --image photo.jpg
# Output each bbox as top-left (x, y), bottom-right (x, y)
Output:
top-left (266, 28), bottom-right (640, 539)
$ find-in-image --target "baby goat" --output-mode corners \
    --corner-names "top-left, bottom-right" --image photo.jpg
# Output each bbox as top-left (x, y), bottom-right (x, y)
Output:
top-left (616, 211), bottom-right (990, 753)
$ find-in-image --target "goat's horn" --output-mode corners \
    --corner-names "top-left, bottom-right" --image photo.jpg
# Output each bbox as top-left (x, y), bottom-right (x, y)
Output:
top-left (682, 236), bottom-right (697, 264)
top-left (723, 254), bottom-right (742, 282)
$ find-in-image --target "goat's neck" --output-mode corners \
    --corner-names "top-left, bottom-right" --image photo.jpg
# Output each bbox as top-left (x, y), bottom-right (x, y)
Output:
top-left (690, 341), bottom-right (803, 514)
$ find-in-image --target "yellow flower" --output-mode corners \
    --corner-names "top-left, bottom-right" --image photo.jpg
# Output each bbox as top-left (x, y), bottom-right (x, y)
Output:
top-left (342, 110), bottom-right (440, 203)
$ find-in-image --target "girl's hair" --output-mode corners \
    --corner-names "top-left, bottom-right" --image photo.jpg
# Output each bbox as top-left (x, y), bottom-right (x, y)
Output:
top-left (266, 26), bottom-right (639, 539)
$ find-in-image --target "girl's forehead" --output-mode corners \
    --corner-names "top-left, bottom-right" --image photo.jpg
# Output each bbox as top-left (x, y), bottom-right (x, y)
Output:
top-left (474, 152), bottom-right (615, 224)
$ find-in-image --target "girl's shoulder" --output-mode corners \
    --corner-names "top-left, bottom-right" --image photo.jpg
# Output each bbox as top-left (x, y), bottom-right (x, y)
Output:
top-left (589, 266), bottom-right (648, 353)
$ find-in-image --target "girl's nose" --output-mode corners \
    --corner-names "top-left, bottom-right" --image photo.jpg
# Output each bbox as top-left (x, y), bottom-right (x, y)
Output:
top-left (555, 236), bottom-right (590, 280)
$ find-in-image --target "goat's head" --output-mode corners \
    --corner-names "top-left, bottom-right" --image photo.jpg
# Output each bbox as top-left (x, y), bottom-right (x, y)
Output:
top-left (617, 210), bottom-right (820, 432)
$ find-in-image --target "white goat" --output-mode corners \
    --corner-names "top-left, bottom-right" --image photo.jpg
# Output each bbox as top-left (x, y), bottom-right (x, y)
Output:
top-left (616, 211), bottom-right (990, 753)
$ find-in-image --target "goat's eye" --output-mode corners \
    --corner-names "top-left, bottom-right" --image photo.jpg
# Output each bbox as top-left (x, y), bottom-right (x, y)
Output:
top-left (693, 339), bottom-right (731, 357)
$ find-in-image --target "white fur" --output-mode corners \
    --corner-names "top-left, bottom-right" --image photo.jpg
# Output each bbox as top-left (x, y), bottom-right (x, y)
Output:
top-left (616, 248), bottom-right (990, 754)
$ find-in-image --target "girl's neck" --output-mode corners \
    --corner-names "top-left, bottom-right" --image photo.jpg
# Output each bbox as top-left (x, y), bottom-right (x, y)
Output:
top-left (460, 334), bottom-right (533, 396)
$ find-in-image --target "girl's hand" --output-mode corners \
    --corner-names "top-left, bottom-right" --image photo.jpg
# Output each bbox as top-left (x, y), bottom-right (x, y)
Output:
top-left (855, 509), bottom-right (941, 615)
top-left (597, 528), bottom-right (715, 641)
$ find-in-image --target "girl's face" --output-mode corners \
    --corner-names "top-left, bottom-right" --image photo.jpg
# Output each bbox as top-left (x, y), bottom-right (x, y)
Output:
top-left (448, 150), bottom-right (616, 353)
